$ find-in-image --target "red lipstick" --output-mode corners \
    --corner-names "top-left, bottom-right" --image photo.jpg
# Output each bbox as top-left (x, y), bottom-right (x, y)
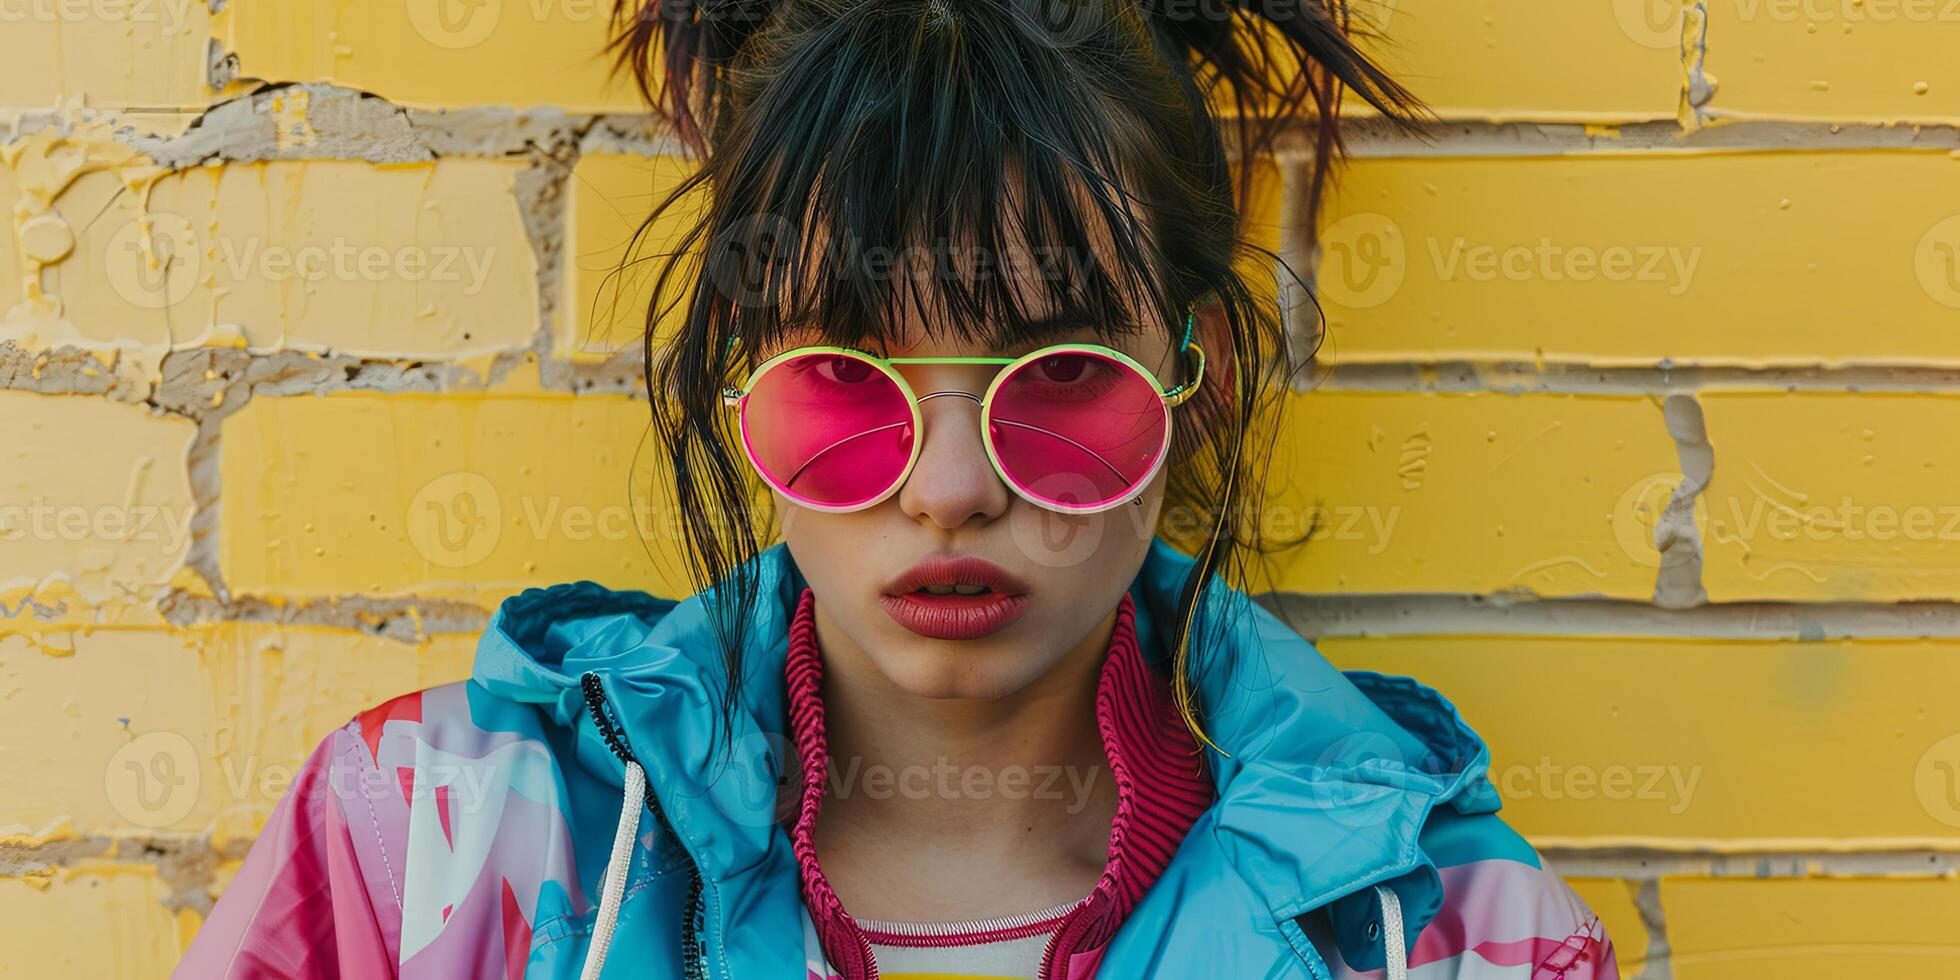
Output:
top-left (879, 554), bottom-right (1032, 640)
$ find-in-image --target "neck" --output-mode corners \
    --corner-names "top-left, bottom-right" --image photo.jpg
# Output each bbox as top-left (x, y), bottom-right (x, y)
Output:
top-left (785, 587), bottom-right (1216, 963)
top-left (811, 600), bottom-right (1119, 853)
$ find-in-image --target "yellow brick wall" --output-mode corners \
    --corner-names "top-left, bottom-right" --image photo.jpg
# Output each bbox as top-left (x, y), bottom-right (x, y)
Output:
top-left (4, 1), bottom-right (1957, 976)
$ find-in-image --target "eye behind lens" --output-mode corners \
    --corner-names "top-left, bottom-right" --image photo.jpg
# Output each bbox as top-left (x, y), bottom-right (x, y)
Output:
top-left (822, 354), bottom-right (876, 384)
top-left (1034, 353), bottom-right (1089, 382)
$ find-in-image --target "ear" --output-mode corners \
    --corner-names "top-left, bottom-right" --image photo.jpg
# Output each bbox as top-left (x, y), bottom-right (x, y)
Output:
top-left (1188, 294), bottom-right (1235, 411)
top-left (1165, 295), bottom-right (1235, 470)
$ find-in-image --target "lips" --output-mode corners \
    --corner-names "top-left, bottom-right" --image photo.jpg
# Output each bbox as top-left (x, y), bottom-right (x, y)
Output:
top-left (879, 554), bottom-right (1032, 640)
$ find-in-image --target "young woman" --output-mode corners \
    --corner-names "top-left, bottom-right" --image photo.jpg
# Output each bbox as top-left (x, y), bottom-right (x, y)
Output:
top-left (177, 0), bottom-right (1618, 976)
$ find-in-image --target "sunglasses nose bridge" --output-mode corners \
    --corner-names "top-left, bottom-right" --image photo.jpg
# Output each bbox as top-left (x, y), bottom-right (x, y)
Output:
top-left (895, 383), bottom-right (1014, 527)
top-left (916, 389), bottom-right (983, 406)
top-left (908, 389), bottom-right (994, 485)
top-left (909, 387), bottom-right (991, 463)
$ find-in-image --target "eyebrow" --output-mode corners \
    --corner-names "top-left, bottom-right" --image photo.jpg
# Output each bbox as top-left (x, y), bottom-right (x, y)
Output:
top-left (739, 310), bottom-right (1133, 360)
top-left (1022, 312), bottom-right (1098, 333)
top-left (989, 311), bottom-right (1131, 353)
top-left (1009, 308), bottom-right (1197, 360)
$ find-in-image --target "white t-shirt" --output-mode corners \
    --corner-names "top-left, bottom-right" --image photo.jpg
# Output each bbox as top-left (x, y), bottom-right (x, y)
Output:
top-left (800, 897), bottom-right (1085, 980)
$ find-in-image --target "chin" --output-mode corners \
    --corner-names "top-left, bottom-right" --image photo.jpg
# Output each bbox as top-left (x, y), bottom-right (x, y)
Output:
top-left (875, 634), bottom-right (1052, 702)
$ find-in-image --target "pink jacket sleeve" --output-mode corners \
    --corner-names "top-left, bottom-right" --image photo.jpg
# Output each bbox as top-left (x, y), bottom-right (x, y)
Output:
top-left (1304, 811), bottom-right (1621, 978)
top-left (1412, 854), bottom-right (1619, 978)
top-left (175, 725), bottom-right (400, 979)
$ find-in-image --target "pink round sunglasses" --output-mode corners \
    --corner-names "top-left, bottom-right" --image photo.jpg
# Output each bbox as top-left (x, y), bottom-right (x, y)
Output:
top-left (720, 313), bottom-right (1206, 514)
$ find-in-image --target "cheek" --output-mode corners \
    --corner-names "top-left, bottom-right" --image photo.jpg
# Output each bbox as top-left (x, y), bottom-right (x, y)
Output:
top-left (1001, 480), bottom-right (1162, 576)
top-left (779, 499), bottom-right (839, 552)
top-left (776, 498), bottom-right (892, 584)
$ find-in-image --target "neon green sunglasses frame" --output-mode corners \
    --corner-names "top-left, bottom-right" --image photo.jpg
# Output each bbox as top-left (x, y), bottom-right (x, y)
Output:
top-left (719, 313), bottom-right (1207, 514)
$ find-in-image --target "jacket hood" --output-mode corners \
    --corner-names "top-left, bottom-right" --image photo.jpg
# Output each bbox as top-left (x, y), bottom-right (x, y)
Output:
top-left (470, 537), bottom-right (1502, 975)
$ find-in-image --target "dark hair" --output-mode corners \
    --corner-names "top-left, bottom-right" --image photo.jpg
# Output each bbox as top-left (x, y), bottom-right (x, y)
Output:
top-left (603, 0), bottom-right (1425, 745)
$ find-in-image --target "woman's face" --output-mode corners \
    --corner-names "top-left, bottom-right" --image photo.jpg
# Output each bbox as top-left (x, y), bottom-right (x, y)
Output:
top-left (775, 319), bottom-right (1184, 701)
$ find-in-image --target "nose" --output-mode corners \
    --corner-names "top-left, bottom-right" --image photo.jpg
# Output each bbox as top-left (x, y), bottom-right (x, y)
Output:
top-left (895, 381), bottom-right (1012, 530)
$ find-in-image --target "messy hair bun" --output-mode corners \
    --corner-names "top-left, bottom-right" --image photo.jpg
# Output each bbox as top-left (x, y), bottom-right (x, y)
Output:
top-left (613, 0), bottom-right (1422, 199)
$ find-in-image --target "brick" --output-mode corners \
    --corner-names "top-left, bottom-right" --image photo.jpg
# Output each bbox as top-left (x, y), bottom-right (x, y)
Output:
top-left (0, 869), bottom-right (185, 977)
top-left (0, 392), bottom-right (197, 631)
top-left (48, 158), bottom-right (538, 360)
top-left (0, 625), bottom-right (473, 840)
top-left (1314, 151), bottom-right (1960, 366)
top-left (560, 152), bottom-right (707, 361)
top-left (1345, 0), bottom-right (1683, 121)
top-left (218, 392), bottom-right (695, 603)
top-left (1698, 391), bottom-right (1960, 602)
top-left (1260, 391), bottom-right (1678, 598)
top-left (0, 0), bottom-right (209, 110)
top-left (1662, 877), bottom-right (1960, 978)
top-left (1319, 635), bottom-right (1960, 841)
top-left (213, 0), bottom-right (642, 112)
top-left (1705, 0), bottom-right (1960, 123)
top-left (1566, 878), bottom-right (1650, 970)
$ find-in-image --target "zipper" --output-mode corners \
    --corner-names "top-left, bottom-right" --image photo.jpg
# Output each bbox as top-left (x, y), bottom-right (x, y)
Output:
top-left (852, 899), bottom-right (1083, 941)
top-left (1036, 924), bottom-right (1061, 980)
top-left (580, 672), bottom-right (711, 980)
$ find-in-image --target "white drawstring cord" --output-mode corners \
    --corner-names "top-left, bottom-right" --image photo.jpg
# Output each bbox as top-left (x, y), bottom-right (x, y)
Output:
top-left (1374, 884), bottom-right (1407, 980)
top-left (581, 760), bottom-right (647, 980)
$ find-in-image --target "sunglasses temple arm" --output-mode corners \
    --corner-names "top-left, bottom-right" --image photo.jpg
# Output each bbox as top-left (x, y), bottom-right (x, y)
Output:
top-left (782, 421), bottom-right (912, 489)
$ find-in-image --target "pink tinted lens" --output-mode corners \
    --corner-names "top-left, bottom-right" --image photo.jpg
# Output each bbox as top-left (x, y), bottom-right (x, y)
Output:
top-left (987, 350), bottom-right (1168, 510)
top-left (740, 352), bottom-right (915, 508)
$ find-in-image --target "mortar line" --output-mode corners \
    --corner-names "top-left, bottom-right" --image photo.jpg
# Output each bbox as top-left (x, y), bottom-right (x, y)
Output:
top-left (44, 81), bottom-right (1960, 168)
top-left (158, 588), bottom-right (491, 643)
top-left (1630, 879), bottom-right (1673, 980)
top-left (1313, 360), bottom-right (1960, 394)
top-left (1539, 843), bottom-right (1960, 880)
top-left (1257, 591), bottom-right (1960, 640)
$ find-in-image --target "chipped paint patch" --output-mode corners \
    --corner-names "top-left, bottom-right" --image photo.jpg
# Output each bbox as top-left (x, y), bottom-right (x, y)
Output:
top-left (2, 114), bottom-right (171, 321)
top-left (1652, 394), bottom-right (1712, 608)
top-left (1679, 1), bottom-right (1718, 130)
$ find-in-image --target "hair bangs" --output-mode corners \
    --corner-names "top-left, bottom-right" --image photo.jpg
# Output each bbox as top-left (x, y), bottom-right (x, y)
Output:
top-left (698, 0), bottom-right (1186, 364)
